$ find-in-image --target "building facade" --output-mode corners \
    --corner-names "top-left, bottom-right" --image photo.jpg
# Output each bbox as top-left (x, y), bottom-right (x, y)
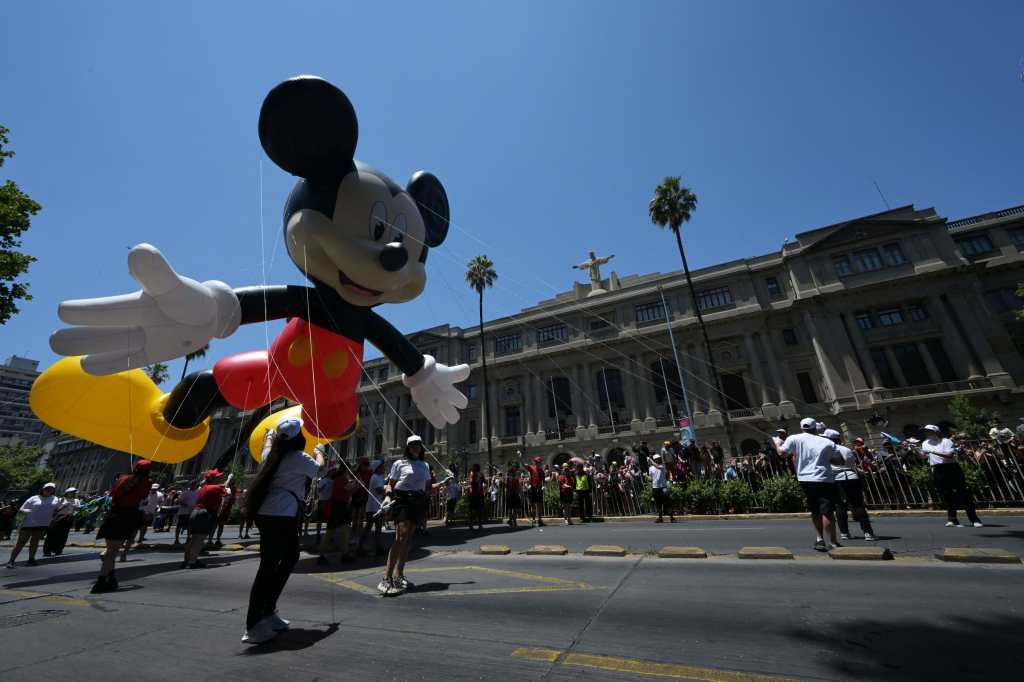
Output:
top-left (347, 202), bottom-right (1024, 470)
top-left (0, 355), bottom-right (46, 447)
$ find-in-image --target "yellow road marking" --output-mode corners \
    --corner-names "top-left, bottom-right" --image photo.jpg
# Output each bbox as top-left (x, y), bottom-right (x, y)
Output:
top-left (314, 564), bottom-right (598, 598)
top-left (512, 648), bottom-right (799, 681)
top-left (0, 588), bottom-right (90, 607)
top-left (404, 564), bottom-right (584, 585)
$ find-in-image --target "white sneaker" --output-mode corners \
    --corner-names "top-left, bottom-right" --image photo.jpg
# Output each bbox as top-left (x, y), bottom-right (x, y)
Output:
top-left (377, 578), bottom-right (393, 595)
top-left (945, 521), bottom-right (957, 527)
top-left (972, 521), bottom-right (984, 528)
top-left (840, 533), bottom-right (849, 540)
top-left (264, 612), bottom-right (290, 632)
top-left (864, 533), bottom-right (877, 542)
top-left (242, 620), bottom-right (278, 644)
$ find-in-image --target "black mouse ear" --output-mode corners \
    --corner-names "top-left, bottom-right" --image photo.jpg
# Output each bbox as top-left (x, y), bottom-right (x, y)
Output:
top-left (407, 171), bottom-right (449, 247)
top-left (258, 76), bottom-right (357, 181)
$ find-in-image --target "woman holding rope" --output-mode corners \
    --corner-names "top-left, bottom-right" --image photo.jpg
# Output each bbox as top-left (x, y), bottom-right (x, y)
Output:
top-left (242, 416), bottom-right (324, 644)
top-left (90, 460), bottom-right (152, 592)
top-left (378, 434), bottom-right (447, 596)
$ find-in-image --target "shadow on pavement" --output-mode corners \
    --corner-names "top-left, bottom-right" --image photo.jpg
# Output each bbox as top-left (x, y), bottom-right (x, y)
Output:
top-left (788, 613), bottom-right (1024, 680)
top-left (2, 552), bottom-right (260, 591)
top-left (409, 581), bottom-right (475, 593)
top-left (242, 623), bottom-right (340, 653)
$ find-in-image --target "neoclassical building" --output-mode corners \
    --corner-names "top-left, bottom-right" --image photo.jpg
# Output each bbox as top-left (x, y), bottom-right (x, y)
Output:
top-left (45, 201), bottom-right (1024, 490)
top-left (345, 201), bottom-right (1024, 469)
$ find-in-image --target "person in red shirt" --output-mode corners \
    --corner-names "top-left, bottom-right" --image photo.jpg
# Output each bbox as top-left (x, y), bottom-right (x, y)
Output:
top-left (92, 459), bottom-right (153, 593)
top-left (214, 480), bottom-right (237, 547)
top-left (525, 456), bottom-right (546, 527)
top-left (183, 469), bottom-right (229, 569)
top-left (317, 466), bottom-right (356, 566)
top-left (506, 464), bottom-right (522, 528)
top-left (557, 463), bottom-right (575, 525)
top-left (467, 463), bottom-right (486, 530)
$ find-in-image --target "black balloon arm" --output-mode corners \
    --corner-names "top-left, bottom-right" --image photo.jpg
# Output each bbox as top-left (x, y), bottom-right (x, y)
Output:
top-left (365, 311), bottom-right (424, 377)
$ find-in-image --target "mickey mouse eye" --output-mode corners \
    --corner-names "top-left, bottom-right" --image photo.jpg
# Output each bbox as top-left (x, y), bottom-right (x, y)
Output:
top-left (369, 202), bottom-right (389, 242)
top-left (391, 214), bottom-right (407, 243)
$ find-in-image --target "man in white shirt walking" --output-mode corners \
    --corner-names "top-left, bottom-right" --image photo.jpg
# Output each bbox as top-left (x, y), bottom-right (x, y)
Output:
top-left (782, 418), bottom-right (843, 551)
top-left (649, 454), bottom-right (674, 523)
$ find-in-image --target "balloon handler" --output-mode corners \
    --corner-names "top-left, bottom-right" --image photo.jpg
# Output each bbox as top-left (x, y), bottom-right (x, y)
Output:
top-left (30, 76), bottom-right (470, 462)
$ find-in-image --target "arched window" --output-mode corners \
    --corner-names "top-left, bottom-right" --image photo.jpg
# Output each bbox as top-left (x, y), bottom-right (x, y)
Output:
top-left (649, 360), bottom-right (685, 404)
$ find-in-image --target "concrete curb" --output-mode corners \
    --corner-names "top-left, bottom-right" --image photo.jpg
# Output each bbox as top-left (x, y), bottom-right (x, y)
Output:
top-left (526, 544), bottom-right (568, 556)
top-left (830, 546), bottom-right (893, 561)
top-left (584, 545), bottom-right (626, 557)
top-left (935, 547), bottom-right (1022, 564)
top-left (479, 544), bottom-right (511, 555)
top-left (738, 546), bottom-right (794, 560)
top-left (657, 546), bottom-right (708, 559)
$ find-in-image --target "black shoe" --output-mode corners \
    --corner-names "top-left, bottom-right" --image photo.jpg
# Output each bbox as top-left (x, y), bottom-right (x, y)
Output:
top-left (813, 540), bottom-right (828, 552)
top-left (108, 573), bottom-right (119, 590)
top-left (91, 576), bottom-right (111, 594)
top-left (316, 555), bottom-right (329, 566)
top-left (188, 560), bottom-right (207, 569)
top-left (26, 558), bottom-right (38, 566)
top-left (43, 551), bottom-right (51, 557)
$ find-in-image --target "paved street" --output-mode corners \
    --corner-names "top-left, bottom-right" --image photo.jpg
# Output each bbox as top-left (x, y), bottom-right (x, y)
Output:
top-left (2, 518), bottom-right (1022, 681)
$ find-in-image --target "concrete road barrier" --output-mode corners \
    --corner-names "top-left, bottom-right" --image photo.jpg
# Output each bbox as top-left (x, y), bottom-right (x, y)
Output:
top-left (479, 544), bottom-right (511, 555)
top-left (526, 544), bottom-right (568, 556)
top-left (657, 546), bottom-right (708, 559)
top-left (738, 546), bottom-right (794, 560)
top-left (584, 545), bottom-right (626, 557)
top-left (936, 547), bottom-right (1021, 564)
top-left (830, 546), bottom-right (893, 561)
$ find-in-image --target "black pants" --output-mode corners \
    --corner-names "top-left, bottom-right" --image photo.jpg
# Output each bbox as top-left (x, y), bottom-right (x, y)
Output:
top-left (44, 517), bottom-right (73, 555)
top-left (576, 490), bottom-right (593, 521)
top-left (652, 487), bottom-right (671, 519)
top-left (835, 478), bottom-right (873, 536)
top-left (247, 515), bottom-right (300, 629)
top-left (931, 464), bottom-right (981, 524)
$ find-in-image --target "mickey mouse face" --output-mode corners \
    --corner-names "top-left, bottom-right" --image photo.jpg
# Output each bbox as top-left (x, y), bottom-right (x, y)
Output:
top-left (259, 76), bottom-right (449, 307)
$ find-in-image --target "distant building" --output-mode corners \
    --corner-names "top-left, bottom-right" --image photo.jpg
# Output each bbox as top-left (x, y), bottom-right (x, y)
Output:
top-left (0, 355), bottom-right (46, 447)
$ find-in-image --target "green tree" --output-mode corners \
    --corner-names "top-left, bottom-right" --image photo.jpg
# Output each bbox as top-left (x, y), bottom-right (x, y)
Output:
top-left (948, 394), bottom-right (993, 440)
top-left (649, 177), bottom-right (733, 454)
top-left (180, 343), bottom-right (210, 380)
top-left (144, 362), bottom-right (170, 386)
top-left (0, 125), bottom-right (42, 325)
top-left (465, 255), bottom-right (497, 472)
top-left (148, 462), bottom-right (177, 488)
top-left (0, 444), bottom-right (53, 496)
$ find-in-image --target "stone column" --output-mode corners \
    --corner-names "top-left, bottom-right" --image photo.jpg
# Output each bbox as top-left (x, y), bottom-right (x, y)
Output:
top-left (763, 332), bottom-right (791, 404)
top-left (535, 373), bottom-right (548, 439)
top-left (934, 296), bottom-right (982, 378)
top-left (884, 347), bottom-right (909, 387)
top-left (801, 310), bottom-right (839, 403)
top-left (572, 364), bottom-right (586, 429)
top-left (523, 374), bottom-right (535, 436)
top-left (917, 340), bottom-right (942, 384)
top-left (585, 364), bottom-right (597, 428)
top-left (845, 319), bottom-right (883, 388)
top-left (743, 333), bottom-right (771, 407)
top-left (825, 312), bottom-right (869, 393)
top-left (640, 354), bottom-right (655, 420)
top-left (948, 291), bottom-right (1011, 379)
top-left (623, 355), bottom-right (641, 424)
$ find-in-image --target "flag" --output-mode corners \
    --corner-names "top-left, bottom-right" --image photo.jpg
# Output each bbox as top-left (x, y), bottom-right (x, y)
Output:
top-left (677, 417), bottom-right (690, 429)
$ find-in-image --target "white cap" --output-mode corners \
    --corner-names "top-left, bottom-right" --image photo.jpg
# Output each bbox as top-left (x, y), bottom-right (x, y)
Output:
top-left (815, 421), bottom-right (826, 433)
top-left (42, 482), bottom-right (56, 490)
top-left (922, 424), bottom-right (941, 433)
top-left (652, 453), bottom-right (662, 461)
top-left (406, 434), bottom-right (423, 446)
top-left (823, 428), bottom-right (842, 441)
top-left (276, 416), bottom-right (303, 439)
top-left (799, 417), bottom-right (817, 430)
top-left (775, 428), bottom-right (787, 434)
top-left (906, 437), bottom-right (920, 444)
top-left (151, 483), bottom-right (161, 490)
top-left (64, 487), bottom-right (77, 494)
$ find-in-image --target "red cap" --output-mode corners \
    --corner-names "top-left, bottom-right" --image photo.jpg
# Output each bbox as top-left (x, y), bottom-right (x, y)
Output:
top-left (134, 459), bottom-right (152, 472)
top-left (534, 456), bottom-right (543, 463)
top-left (204, 468), bottom-right (223, 479)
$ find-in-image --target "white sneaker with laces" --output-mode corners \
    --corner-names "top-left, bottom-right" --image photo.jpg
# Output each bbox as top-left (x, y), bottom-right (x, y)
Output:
top-left (864, 533), bottom-right (877, 541)
top-left (264, 612), bottom-right (290, 632)
top-left (242, 620), bottom-right (278, 644)
top-left (840, 533), bottom-right (849, 540)
top-left (377, 578), bottom-right (393, 595)
top-left (972, 521), bottom-right (984, 528)
top-left (945, 521), bottom-right (956, 527)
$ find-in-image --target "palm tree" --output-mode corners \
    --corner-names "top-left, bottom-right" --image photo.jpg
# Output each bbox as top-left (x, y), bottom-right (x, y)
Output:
top-left (465, 255), bottom-right (497, 472)
top-left (180, 343), bottom-right (210, 380)
top-left (143, 362), bottom-right (170, 386)
top-left (649, 176), bottom-right (733, 454)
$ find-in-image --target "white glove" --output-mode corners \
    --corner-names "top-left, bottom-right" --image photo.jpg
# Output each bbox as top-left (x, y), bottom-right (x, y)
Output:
top-left (402, 355), bottom-right (470, 429)
top-left (50, 243), bottom-right (241, 376)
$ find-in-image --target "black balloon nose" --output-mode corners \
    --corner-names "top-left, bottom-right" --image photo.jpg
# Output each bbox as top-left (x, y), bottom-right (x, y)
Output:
top-left (379, 243), bottom-right (408, 272)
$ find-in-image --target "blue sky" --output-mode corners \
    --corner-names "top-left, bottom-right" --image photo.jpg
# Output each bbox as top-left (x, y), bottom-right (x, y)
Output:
top-left (2, 1), bottom-right (1022, 379)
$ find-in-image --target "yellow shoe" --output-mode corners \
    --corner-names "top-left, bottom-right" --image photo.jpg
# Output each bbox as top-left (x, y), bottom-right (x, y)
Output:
top-left (30, 357), bottom-right (209, 463)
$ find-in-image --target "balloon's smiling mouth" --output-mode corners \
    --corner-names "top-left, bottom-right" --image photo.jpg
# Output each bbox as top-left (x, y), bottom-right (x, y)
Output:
top-left (338, 269), bottom-right (382, 297)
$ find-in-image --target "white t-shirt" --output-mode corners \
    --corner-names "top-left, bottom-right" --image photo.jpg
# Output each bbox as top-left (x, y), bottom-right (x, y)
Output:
top-left (781, 432), bottom-right (836, 483)
top-left (258, 450), bottom-right (320, 517)
top-left (177, 489), bottom-right (198, 515)
top-left (832, 444), bottom-right (858, 481)
top-left (921, 437), bottom-right (956, 466)
top-left (366, 473), bottom-right (387, 513)
top-left (19, 495), bottom-right (59, 528)
top-left (989, 427), bottom-right (1014, 444)
top-left (389, 458), bottom-right (431, 492)
top-left (141, 491), bottom-right (164, 514)
top-left (649, 464), bottom-right (668, 489)
top-left (53, 497), bottom-right (81, 521)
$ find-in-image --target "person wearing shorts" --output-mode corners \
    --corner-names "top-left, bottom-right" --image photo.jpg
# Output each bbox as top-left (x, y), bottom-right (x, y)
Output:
top-left (91, 460), bottom-right (153, 592)
top-left (6, 482), bottom-right (59, 568)
top-left (174, 486), bottom-right (197, 546)
top-left (782, 418), bottom-right (842, 552)
top-left (359, 460), bottom-right (387, 557)
top-left (184, 469), bottom-right (228, 569)
top-left (379, 435), bottom-right (443, 595)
